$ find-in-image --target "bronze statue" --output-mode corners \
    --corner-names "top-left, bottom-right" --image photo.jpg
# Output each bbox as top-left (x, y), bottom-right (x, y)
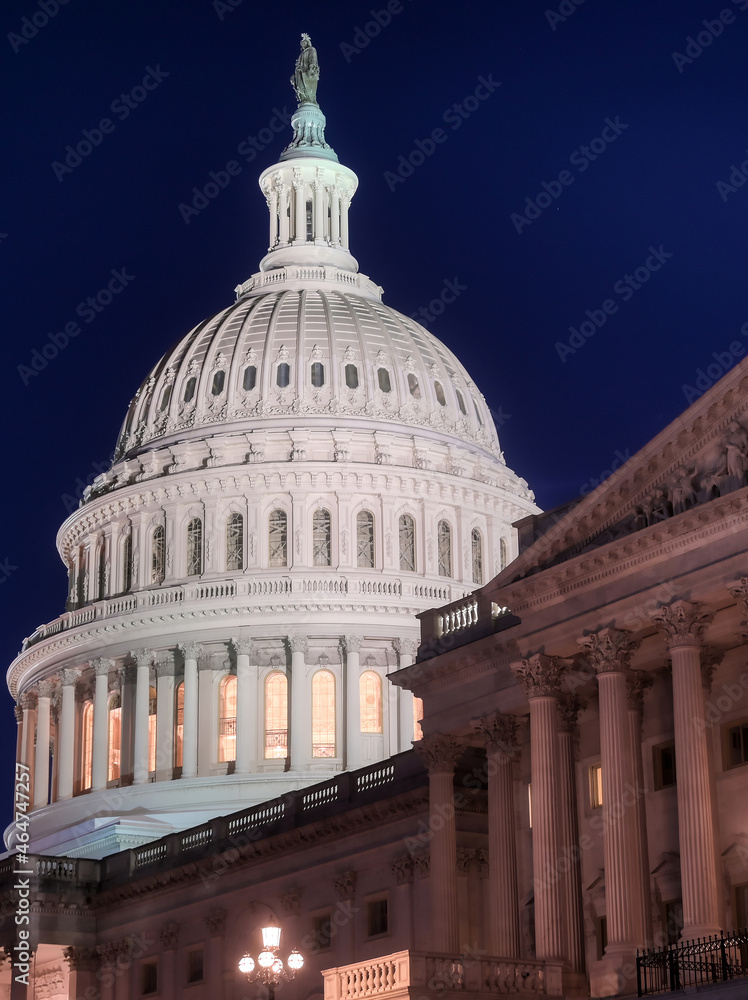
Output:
top-left (291, 33), bottom-right (319, 106)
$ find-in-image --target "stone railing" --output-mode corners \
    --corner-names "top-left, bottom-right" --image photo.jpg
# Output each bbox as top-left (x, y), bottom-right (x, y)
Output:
top-left (417, 592), bottom-right (519, 660)
top-left (236, 266), bottom-right (382, 300)
top-left (322, 951), bottom-right (563, 999)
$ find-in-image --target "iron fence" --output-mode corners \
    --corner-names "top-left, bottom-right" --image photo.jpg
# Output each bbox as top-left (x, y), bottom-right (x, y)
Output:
top-left (637, 929), bottom-right (748, 995)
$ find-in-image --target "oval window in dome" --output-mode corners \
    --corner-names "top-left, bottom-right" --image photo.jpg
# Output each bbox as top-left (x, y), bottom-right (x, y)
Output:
top-left (434, 381), bottom-right (446, 406)
top-left (183, 377), bottom-right (196, 403)
top-left (277, 362), bottom-right (290, 388)
top-left (311, 362), bottom-right (325, 388)
top-left (243, 365), bottom-right (257, 391)
top-left (377, 368), bottom-right (391, 393)
top-left (159, 385), bottom-right (171, 412)
top-left (212, 371), bottom-right (226, 396)
top-left (345, 364), bottom-right (359, 389)
top-left (407, 373), bottom-right (421, 399)
top-left (456, 389), bottom-right (467, 416)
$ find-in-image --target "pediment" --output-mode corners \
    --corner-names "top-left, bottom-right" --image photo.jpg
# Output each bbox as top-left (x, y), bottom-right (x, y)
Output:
top-left (492, 358), bottom-right (748, 585)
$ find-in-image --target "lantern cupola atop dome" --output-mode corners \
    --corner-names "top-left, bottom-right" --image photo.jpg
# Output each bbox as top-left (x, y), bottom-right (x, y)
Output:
top-left (258, 34), bottom-right (359, 274)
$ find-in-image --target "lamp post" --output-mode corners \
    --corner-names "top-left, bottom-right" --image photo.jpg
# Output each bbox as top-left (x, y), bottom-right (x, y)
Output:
top-left (239, 926), bottom-right (304, 1000)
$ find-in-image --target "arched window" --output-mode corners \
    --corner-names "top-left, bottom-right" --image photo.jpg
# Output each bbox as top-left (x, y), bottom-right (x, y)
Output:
top-left (437, 520), bottom-right (452, 578)
top-left (311, 362), bottom-right (325, 388)
top-left (413, 696), bottom-right (424, 742)
top-left (399, 514), bottom-right (415, 572)
top-left (277, 363), bottom-right (290, 388)
top-left (159, 385), bottom-right (171, 411)
top-left (148, 686), bottom-right (157, 773)
top-left (268, 509), bottom-right (288, 567)
top-left (360, 671), bottom-right (382, 733)
top-left (122, 532), bottom-right (132, 593)
top-left (175, 682), bottom-right (184, 768)
top-left (471, 528), bottom-right (483, 585)
top-left (186, 518), bottom-right (202, 576)
top-left (243, 365), bottom-right (257, 391)
top-left (456, 389), bottom-right (467, 416)
top-left (313, 509), bottom-right (332, 566)
top-left (97, 544), bottom-right (107, 600)
top-left (357, 510), bottom-right (374, 568)
top-left (264, 672), bottom-right (288, 759)
top-left (80, 701), bottom-right (93, 791)
top-left (108, 694), bottom-right (121, 782)
top-left (473, 398), bottom-right (483, 426)
top-left (500, 537), bottom-right (508, 570)
top-left (345, 364), bottom-right (359, 389)
top-left (219, 675), bottom-right (237, 762)
top-left (312, 670), bottom-right (336, 757)
top-left (151, 525), bottom-right (165, 584)
top-left (226, 513), bottom-right (244, 571)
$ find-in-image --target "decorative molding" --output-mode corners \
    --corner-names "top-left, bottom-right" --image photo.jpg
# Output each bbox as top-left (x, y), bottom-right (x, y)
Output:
top-left (393, 637), bottom-right (418, 658)
top-left (160, 923), bottom-right (179, 949)
top-left (456, 847), bottom-right (475, 876)
top-left (287, 635), bottom-right (308, 655)
top-left (626, 672), bottom-right (653, 715)
top-left (205, 908), bottom-right (227, 936)
top-left (280, 888), bottom-right (302, 915)
top-left (178, 641), bottom-right (203, 661)
top-left (37, 679), bottom-right (56, 699)
top-left (60, 667), bottom-right (79, 687)
top-left (340, 635), bottom-right (363, 654)
top-left (92, 657), bottom-right (115, 677)
top-left (231, 637), bottom-right (254, 657)
top-left (392, 855), bottom-right (415, 884)
top-left (473, 713), bottom-right (520, 755)
top-left (332, 870), bottom-right (356, 901)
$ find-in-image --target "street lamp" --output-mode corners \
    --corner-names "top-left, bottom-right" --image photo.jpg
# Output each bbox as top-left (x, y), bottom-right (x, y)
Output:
top-left (239, 926), bottom-right (304, 997)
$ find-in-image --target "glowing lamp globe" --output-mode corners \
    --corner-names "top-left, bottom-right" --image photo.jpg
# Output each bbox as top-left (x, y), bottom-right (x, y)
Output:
top-left (238, 954), bottom-right (255, 975)
top-left (288, 951), bottom-right (304, 971)
top-left (258, 950), bottom-right (275, 969)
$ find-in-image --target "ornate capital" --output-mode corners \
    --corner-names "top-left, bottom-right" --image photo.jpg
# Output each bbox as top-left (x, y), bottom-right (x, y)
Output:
top-left (700, 646), bottom-right (724, 691)
top-left (63, 946), bottom-right (99, 972)
top-left (341, 635), bottom-right (363, 653)
top-left (129, 648), bottom-right (155, 670)
top-left (118, 664), bottom-right (137, 685)
top-left (333, 870), bottom-right (356, 901)
top-left (392, 855), bottom-right (414, 884)
top-left (456, 848), bottom-right (475, 876)
top-left (155, 656), bottom-right (175, 678)
top-left (652, 600), bottom-right (712, 649)
top-left (578, 628), bottom-right (638, 674)
top-left (18, 691), bottom-right (37, 712)
top-left (287, 635), bottom-right (308, 655)
top-left (729, 577), bottom-right (748, 619)
top-left (14, 705), bottom-right (23, 725)
top-left (414, 733), bottom-right (462, 774)
top-left (178, 642), bottom-right (203, 661)
top-left (557, 695), bottom-right (586, 733)
top-left (473, 713), bottom-right (520, 755)
top-left (204, 909), bottom-right (227, 936)
top-left (231, 637), bottom-right (254, 657)
top-left (37, 679), bottom-right (56, 700)
top-left (477, 849), bottom-right (489, 879)
top-left (160, 923), bottom-right (179, 949)
top-left (60, 667), bottom-right (79, 688)
top-left (512, 653), bottom-right (565, 698)
top-left (626, 672), bottom-right (653, 714)
top-left (393, 637), bottom-right (418, 657)
top-left (280, 888), bottom-right (302, 915)
top-left (92, 657), bottom-right (114, 677)
top-left (413, 850), bottom-right (430, 878)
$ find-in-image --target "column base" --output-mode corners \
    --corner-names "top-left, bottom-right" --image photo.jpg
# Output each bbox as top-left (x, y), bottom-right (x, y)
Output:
top-left (590, 944), bottom-right (637, 998)
top-left (681, 924), bottom-right (722, 943)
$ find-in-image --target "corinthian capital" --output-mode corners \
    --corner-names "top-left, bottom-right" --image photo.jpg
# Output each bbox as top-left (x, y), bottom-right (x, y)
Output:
top-left (129, 649), bottom-right (155, 670)
top-left (91, 657), bottom-right (115, 677)
top-left (626, 671), bottom-right (653, 715)
top-left (557, 694), bottom-right (586, 733)
top-left (512, 653), bottom-right (565, 698)
top-left (60, 667), bottom-right (79, 688)
top-left (287, 635), bottom-right (308, 655)
top-left (414, 733), bottom-right (462, 774)
top-left (393, 637), bottom-right (418, 658)
top-left (341, 635), bottom-right (363, 653)
top-left (651, 600), bottom-right (712, 649)
top-left (578, 628), bottom-right (638, 674)
top-left (178, 642), bottom-right (203, 661)
top-left (37, 679), bottom-right (56, 700)
top-left (230, 637), bottom-right (254, 657)
top-left (473, 713), bottom-right (520, 755)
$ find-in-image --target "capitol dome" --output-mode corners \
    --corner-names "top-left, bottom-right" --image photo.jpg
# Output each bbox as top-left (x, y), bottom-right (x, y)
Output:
top-left (6, 40), bottom-right (538, 860)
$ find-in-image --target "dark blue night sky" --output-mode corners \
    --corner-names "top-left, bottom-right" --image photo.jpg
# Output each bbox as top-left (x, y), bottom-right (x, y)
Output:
top-left (2, 0), bottom-right (747, 830)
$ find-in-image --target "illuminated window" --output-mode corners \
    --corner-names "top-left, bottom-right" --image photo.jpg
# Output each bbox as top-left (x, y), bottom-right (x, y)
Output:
top-left (377, 368), bottom-right (391, 393)
top-left (500, 537), bottom-right (508, 570)
top-left (219, 675), bottom-right (237, 762)
top-left (186, 518), bottom-right (202, 576)
top-left (122, 532), bottom-right (132, 592)
top-left (151, 525), bottom-right (165, 584)
top-left (590, 763), bottom-right (603, 809)
top-left (312, 670), bottom-right (336, 757)
top-left (226, 513), bottom-right (244, 571)
top-left (399, 514), bottom-right (415, 572)
top-left (269, 509), bottom-right (288, 567)
top-left (357, 511), bottom-right (374, 568)
top-left (437, 520), bottom-right (452, 578)
top-left (108, 694), bottom-right (121, 782)
top-left (360, 671), bottom-right (382, 733)
top-left (345, 364), bottom-right (359, 389)
top-left (471, 528), bottom-right (483, 585)
top-left (313, 509), bottom-right (332, 566)
top-left (80, 701), bottom-right (93, 791)
top-left (311, 362), bottom-right (325, 388)
top-left (407, 373), bottom-right (421, 399)
top-left (175, 682), bottom-right (184, 768)
top-left (148, 686), bottom-right (157, 773)
top-left (243, 365), bottom-right (257, 391)
top-left (413, 696), bottom-right (424, 742)
top-left (264, 672), bottom-right (288, 759)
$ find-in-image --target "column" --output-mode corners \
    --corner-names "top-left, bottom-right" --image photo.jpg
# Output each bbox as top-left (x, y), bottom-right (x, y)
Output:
top-left (197, 655), bottom-right (214, 776)
top-left (159, 924), bottom-right (178, 1000)
top-left (278, 184), bottom-right (290, 245)
top-left (232, 638), bottom-right (256, 774)
top-left (340, 192), bottom-right (350, 249)
top-left (342, 636), bottom-right (362, 770)
top-left (131, 649), bottom-right (153, 784)
top-left (580, 629), bottom-right (644, 959)
top-left (328, 186), bottom-right (340, 245)
top-left (293, 172), bottom-right (305, 242)
top-left (511, 654), bottom-right (566, 962)
top-left (91, 658), bottom-right (113, 791)
top-left (155, 656), bottom-right (175, 781)
top-left (63, 947), bottom-right (100, 1000)
top-left (288, 636), bottom-right (308, 770)
top-left (178, 643), bottom-right (201, 779)
top-left (114, 940), bottom-right (132, 1000)
top-left (268, 188), bottom-right (279, 247)
top-left (313, 171), bottom-right (325, 241)
top-left (557, 696), bottom-right (586, 974)
top-left (205, 909), bottom-right (227, 1000)
top-left (474, 713), bottom-right (521, 958)
top-left (118, 664), bottom-right (135, 782)
top-left (33, 680), bottom-right (54, 810)
top-left (414, 734), bottom-right (462, 953)
top-left (652, 601), bottom-right (721, 940)
top-left (20, 693), bottom-right (37, 808)
top-left (57, 669), bottom-right (79, 800)
top-left (627, 672), bottom-right (654, 947)
top-left (14, 704), bottom-right (23, 777)
top-left (394, 639), bottom-right (417, 752)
